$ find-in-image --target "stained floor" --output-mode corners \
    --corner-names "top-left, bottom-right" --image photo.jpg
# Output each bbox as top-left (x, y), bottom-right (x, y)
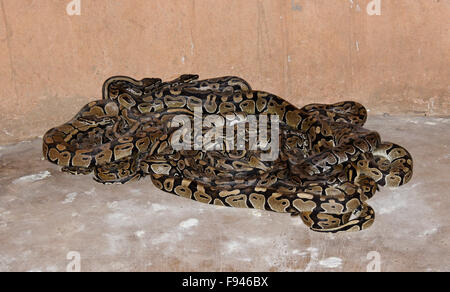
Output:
top-left (0, 116), bottom-right (449, 272)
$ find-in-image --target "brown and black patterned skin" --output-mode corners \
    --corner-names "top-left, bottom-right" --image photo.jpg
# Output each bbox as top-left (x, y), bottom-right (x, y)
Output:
top-left (43, 75), bottom-right (413, 233)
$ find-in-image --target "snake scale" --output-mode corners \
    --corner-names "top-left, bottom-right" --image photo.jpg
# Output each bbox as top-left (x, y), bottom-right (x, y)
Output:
top-left (43, 75), bottom-right (413, 232)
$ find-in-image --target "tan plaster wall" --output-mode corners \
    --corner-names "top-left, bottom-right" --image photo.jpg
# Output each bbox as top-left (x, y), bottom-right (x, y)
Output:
top-left (0, 0), bottom-right (448, 144)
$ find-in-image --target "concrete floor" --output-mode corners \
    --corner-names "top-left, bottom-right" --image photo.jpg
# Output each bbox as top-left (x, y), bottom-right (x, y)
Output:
top-left (0, 116), bottom-right (448, 272)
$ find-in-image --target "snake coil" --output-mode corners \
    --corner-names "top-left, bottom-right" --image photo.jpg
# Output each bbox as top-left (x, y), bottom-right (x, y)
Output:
top-left (43, 75), bottom-right (413, 232)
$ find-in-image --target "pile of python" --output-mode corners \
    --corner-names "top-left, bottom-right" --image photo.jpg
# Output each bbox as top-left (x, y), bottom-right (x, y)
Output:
top-left (43, 75), bottom-right (413, 232)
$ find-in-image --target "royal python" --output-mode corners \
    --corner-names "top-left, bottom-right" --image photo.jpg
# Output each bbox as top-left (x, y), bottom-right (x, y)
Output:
top-left (43, 75), bottom-right (413, 233)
